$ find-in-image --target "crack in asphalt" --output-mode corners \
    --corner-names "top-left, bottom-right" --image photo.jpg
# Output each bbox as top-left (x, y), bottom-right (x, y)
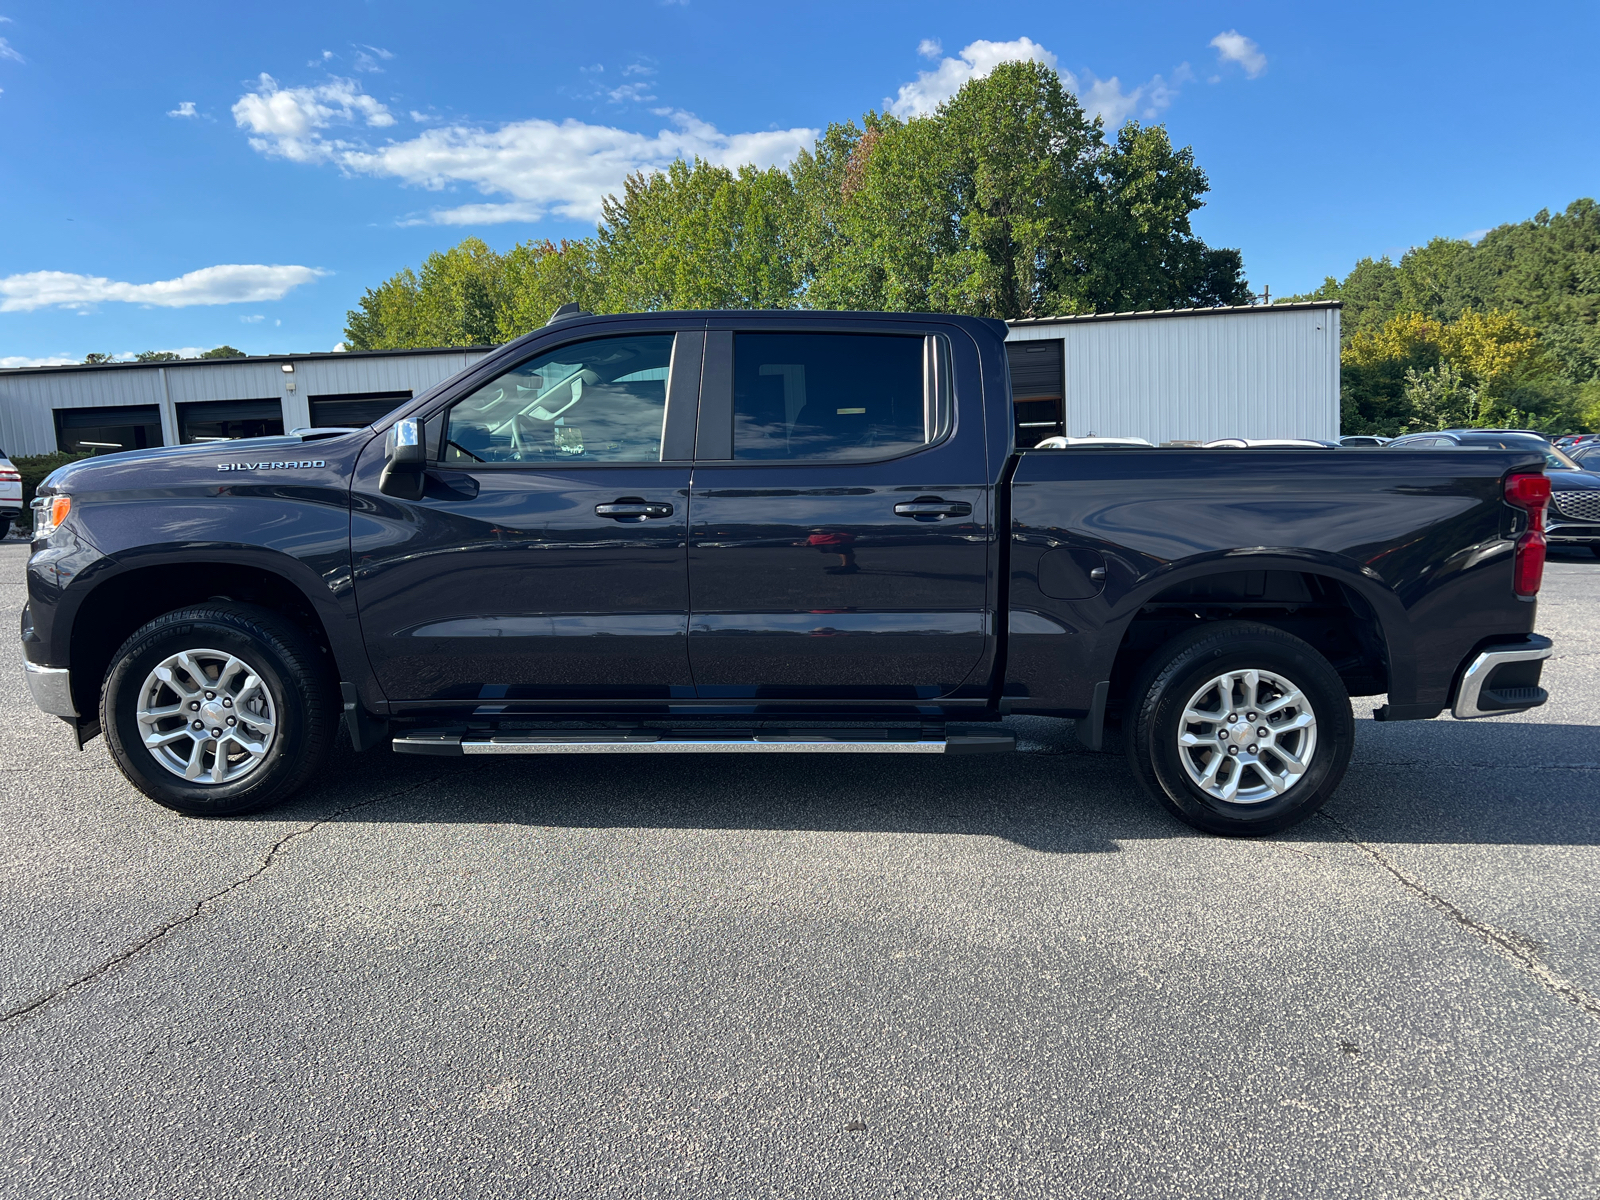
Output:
top-left (1319, 810), bottom-right (1600, 1022)
top-left (0, 774), bottom-right (444, 1025)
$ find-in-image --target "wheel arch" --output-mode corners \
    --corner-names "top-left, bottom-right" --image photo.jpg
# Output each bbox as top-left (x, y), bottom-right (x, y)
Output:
top-left (1095, 550), bottom-right (1414, 711)
top-left (62, 548), bottom-right (377, 721)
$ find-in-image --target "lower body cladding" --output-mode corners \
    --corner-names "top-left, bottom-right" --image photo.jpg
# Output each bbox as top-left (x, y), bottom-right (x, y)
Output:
top-left (1451, 635), bottom-right (1553, 720)
top-left (393, 729), bottom-right (1015, 756)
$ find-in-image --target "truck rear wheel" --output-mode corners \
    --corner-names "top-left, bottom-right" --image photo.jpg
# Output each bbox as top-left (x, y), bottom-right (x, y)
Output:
top-left (100, 604), bottom-right (335, 816)
top-left (1125, 621), bottom-right (1353, 836)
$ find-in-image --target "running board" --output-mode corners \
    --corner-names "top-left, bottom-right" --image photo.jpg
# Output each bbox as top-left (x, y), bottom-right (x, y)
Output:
top-left (393, 731), bottom-right (1014, 757)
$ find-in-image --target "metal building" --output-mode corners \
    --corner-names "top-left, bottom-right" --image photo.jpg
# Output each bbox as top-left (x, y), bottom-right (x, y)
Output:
top-left (1004, 301), bottom-right (1341, 446)
top-left (0, 346), bottom-right (493, 457)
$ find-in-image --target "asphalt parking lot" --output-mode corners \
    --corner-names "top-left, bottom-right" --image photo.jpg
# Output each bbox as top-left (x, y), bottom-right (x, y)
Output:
top-left (1, 540), bottom-right (1596, 1199)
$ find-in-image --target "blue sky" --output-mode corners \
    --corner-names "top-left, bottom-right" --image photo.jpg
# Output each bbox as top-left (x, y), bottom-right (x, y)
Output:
top-left (2, 1), bottom-right (1597, 365)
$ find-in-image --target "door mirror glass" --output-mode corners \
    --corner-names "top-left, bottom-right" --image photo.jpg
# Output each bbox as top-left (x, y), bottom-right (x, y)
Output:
top-left (443, 335), bottom-right (674, 464)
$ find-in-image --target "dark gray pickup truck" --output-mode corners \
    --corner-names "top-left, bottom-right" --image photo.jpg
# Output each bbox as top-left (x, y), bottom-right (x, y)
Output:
top-left (21, 309), bottom-right (1555, 835)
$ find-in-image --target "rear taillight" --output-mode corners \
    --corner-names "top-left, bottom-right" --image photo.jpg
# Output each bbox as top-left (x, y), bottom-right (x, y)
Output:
top-left (1505, 472), bottom-right (1551, 598)
top-left (0, 470), bottom-right (20, 482)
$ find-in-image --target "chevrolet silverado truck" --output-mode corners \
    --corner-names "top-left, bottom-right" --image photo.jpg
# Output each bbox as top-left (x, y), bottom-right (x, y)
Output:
top-left (19, 309), bottom-right (1556, 835)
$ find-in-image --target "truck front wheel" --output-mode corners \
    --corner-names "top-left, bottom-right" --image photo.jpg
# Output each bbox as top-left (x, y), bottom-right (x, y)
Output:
top-left (100, 603), bottom-right (336, 816)
top-left (1125, 621), bottom-right (1354, 836)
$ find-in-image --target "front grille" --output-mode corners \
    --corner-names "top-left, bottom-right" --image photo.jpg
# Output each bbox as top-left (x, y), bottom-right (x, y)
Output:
top-left (1552, 490), bottom-right (1600, 523)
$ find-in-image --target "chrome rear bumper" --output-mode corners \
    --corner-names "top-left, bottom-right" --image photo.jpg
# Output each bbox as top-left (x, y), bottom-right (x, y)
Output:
top-left (1452, 637), bottom-right (1552, 720)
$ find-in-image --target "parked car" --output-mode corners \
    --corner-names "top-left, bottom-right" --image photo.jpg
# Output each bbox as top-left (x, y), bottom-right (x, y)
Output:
top-left (1387, 429), bottom-right (1600, 555)
top-left (1338, 435), bottom-right (1391, 447)
top-left (1032, 436), bottom-right (1155, 449)
top-left (0, 450), bottom-right (22, 539)
top-left (21, 308), bottom-right (1555, 837)
top-left (1555, 433), bottom-right (1600, 450)
top-left (1569, 442), bottom-right (1600, 467)
top-left (1202, 438), bottom-right (1338, 449)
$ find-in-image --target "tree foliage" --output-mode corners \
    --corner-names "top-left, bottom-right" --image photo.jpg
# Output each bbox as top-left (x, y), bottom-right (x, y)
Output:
top-left (1290, 199), bottom-right (1600, 433)
top-left (345, 60), bottom-right (1248, 349)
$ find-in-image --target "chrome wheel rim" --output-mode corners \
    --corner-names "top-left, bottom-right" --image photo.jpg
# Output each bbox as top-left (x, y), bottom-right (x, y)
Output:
top-left (136, 648), bottom-right (278, 785)
top-left (1177, 668), bottom-right (1318, 805)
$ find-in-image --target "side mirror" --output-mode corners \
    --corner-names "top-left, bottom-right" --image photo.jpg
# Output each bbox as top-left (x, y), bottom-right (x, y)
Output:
top-left (379, 418), bottom-right (427, 500)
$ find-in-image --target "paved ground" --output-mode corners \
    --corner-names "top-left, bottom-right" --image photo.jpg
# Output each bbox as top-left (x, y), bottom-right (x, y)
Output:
top-left (1, 539), bottom-right (1596, 1199)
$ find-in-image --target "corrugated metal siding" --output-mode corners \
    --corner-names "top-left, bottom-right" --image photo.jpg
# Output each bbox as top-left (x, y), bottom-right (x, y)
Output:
top-left (0, 349), bottom-right (492, 455)
top-left (1006, 307), bottom-right (1339, 443)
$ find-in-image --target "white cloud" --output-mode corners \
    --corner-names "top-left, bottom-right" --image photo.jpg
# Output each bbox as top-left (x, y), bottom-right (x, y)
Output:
top-left (333, 342), bottom-right (347, 352)
top-left (1210, 30), bottom-right (1266, 78)
top-left (0, 37), bottom-right (23, 63)
top-left (236, 75), bottom-right (815, 224)
top-left (1, 354), bottom-right (77, 369)
top-left (353, 44), bottom-right (393, 73)
top-left (168, 100), bottom-right (198, 118)
top-left (888, 37), bottom-right (1056, 117)
top-left (622, 62), bottom-right (655, 77)
top-left (608, 82), bottom-right (655, 104)
top-left (888, 37), bottom-right (1185, 128)
top-left (0, 264), bottom-right (328, 312)
top-left (917, 38), bottom-right (941, 60)
top-left (1079, 63), bottom-right (1191, 129)
top-left (232, 74), bottom-right (396, 163)
top-left (240, 313), bottom-right (265, 323)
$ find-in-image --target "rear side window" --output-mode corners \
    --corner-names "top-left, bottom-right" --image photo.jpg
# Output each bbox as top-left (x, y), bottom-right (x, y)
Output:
top-left (443, 334), bottom-right (673, 464)
top-left (732, 332), bottom-right (943, 462)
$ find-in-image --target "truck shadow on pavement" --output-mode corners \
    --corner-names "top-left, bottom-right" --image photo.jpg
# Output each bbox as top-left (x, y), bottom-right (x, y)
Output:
top-left (266, 716), bottom-right (1600, 854)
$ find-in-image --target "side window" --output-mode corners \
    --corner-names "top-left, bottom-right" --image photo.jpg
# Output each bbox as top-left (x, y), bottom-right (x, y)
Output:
top-left (442, 334), bottom-right (674, 464)
top-left (732, 332), bottom-right (944, 462)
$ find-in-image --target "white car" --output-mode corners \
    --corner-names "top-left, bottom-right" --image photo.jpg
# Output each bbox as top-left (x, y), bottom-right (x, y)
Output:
top-left (0, 451), bottom-right (21, 539)
top-left (1032, 435), bottom-right (1156, 449)
top-left (1201, 438), bottom-right (1338, 449)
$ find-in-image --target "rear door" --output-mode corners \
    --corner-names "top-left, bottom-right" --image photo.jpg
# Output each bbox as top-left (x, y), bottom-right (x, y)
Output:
top-left (351, 322), bottom-right (703, 705)
top-left (685, 321), bottom-right (993, 700)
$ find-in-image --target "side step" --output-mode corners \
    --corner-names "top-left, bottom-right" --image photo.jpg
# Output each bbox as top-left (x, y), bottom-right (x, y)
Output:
top-left (393, 730), bottom-right (1014, 757)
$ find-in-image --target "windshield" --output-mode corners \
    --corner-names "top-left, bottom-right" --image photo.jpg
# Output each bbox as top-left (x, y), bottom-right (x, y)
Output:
top-left (1544, 446), bottom-right (1580, 471)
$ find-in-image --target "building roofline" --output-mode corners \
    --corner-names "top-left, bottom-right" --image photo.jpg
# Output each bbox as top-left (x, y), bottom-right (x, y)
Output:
top-left (1007, 300), bottom-right (1341, 327)
top-left (0, 344), bottom-right (496, 379)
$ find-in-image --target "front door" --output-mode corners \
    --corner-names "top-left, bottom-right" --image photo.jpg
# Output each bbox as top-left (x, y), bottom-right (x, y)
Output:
top-left (351, 328), bottom-right (701, 704)
top-left (686, 327), bottom-right (993, 700)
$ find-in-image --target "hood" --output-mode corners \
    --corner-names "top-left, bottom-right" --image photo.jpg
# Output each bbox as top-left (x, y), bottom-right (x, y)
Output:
top-left (37, 431), bottom-right (373, 494)
top-left (1550, 468), bottom-right (1600, 492)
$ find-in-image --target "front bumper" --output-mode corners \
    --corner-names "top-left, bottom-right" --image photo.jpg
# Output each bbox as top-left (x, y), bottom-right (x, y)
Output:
top-left (1548, 522), bottom-right (1600, 545)
top-left (1451, 635), bottom-right (1552, 719)
top-left (24, 661), bottom-right (76, 717)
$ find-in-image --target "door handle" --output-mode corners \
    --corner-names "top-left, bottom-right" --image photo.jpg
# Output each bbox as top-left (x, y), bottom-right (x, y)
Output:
top-left (596, 499), bottom-right (674, 520)
top-left (894, 498), bottom-right (972, 520)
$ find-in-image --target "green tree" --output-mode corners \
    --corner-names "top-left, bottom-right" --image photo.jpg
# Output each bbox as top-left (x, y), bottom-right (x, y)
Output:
top-left (597, 158), bottom-right (801, 312)
top-left (135, 350), bottom-right (182, 362)
top-left (498, 239), bottom-right (603, 339)
top-left (1298, 199), bottom-right (1600, 432)
top-left (345, 58), bottom-right (1251, 345)
top-left (791, 61), bottom-right (1247, 319)
top-left (200, 346), bottom-right (246, 359)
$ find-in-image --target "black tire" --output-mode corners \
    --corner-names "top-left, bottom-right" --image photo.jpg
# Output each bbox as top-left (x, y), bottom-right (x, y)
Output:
top-left (100, 603), bottom-right (336, 816)
top-left (1590, 544), bottom-right (1600, 559)
top-left (1125, 621), bottom-right (1354, 836)
top-left (0, 517), bottom-right (10, 540)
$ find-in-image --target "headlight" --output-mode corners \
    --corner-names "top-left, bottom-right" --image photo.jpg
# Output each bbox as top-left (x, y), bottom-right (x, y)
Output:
top-left (30, 494), bottom-right (71, 538)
